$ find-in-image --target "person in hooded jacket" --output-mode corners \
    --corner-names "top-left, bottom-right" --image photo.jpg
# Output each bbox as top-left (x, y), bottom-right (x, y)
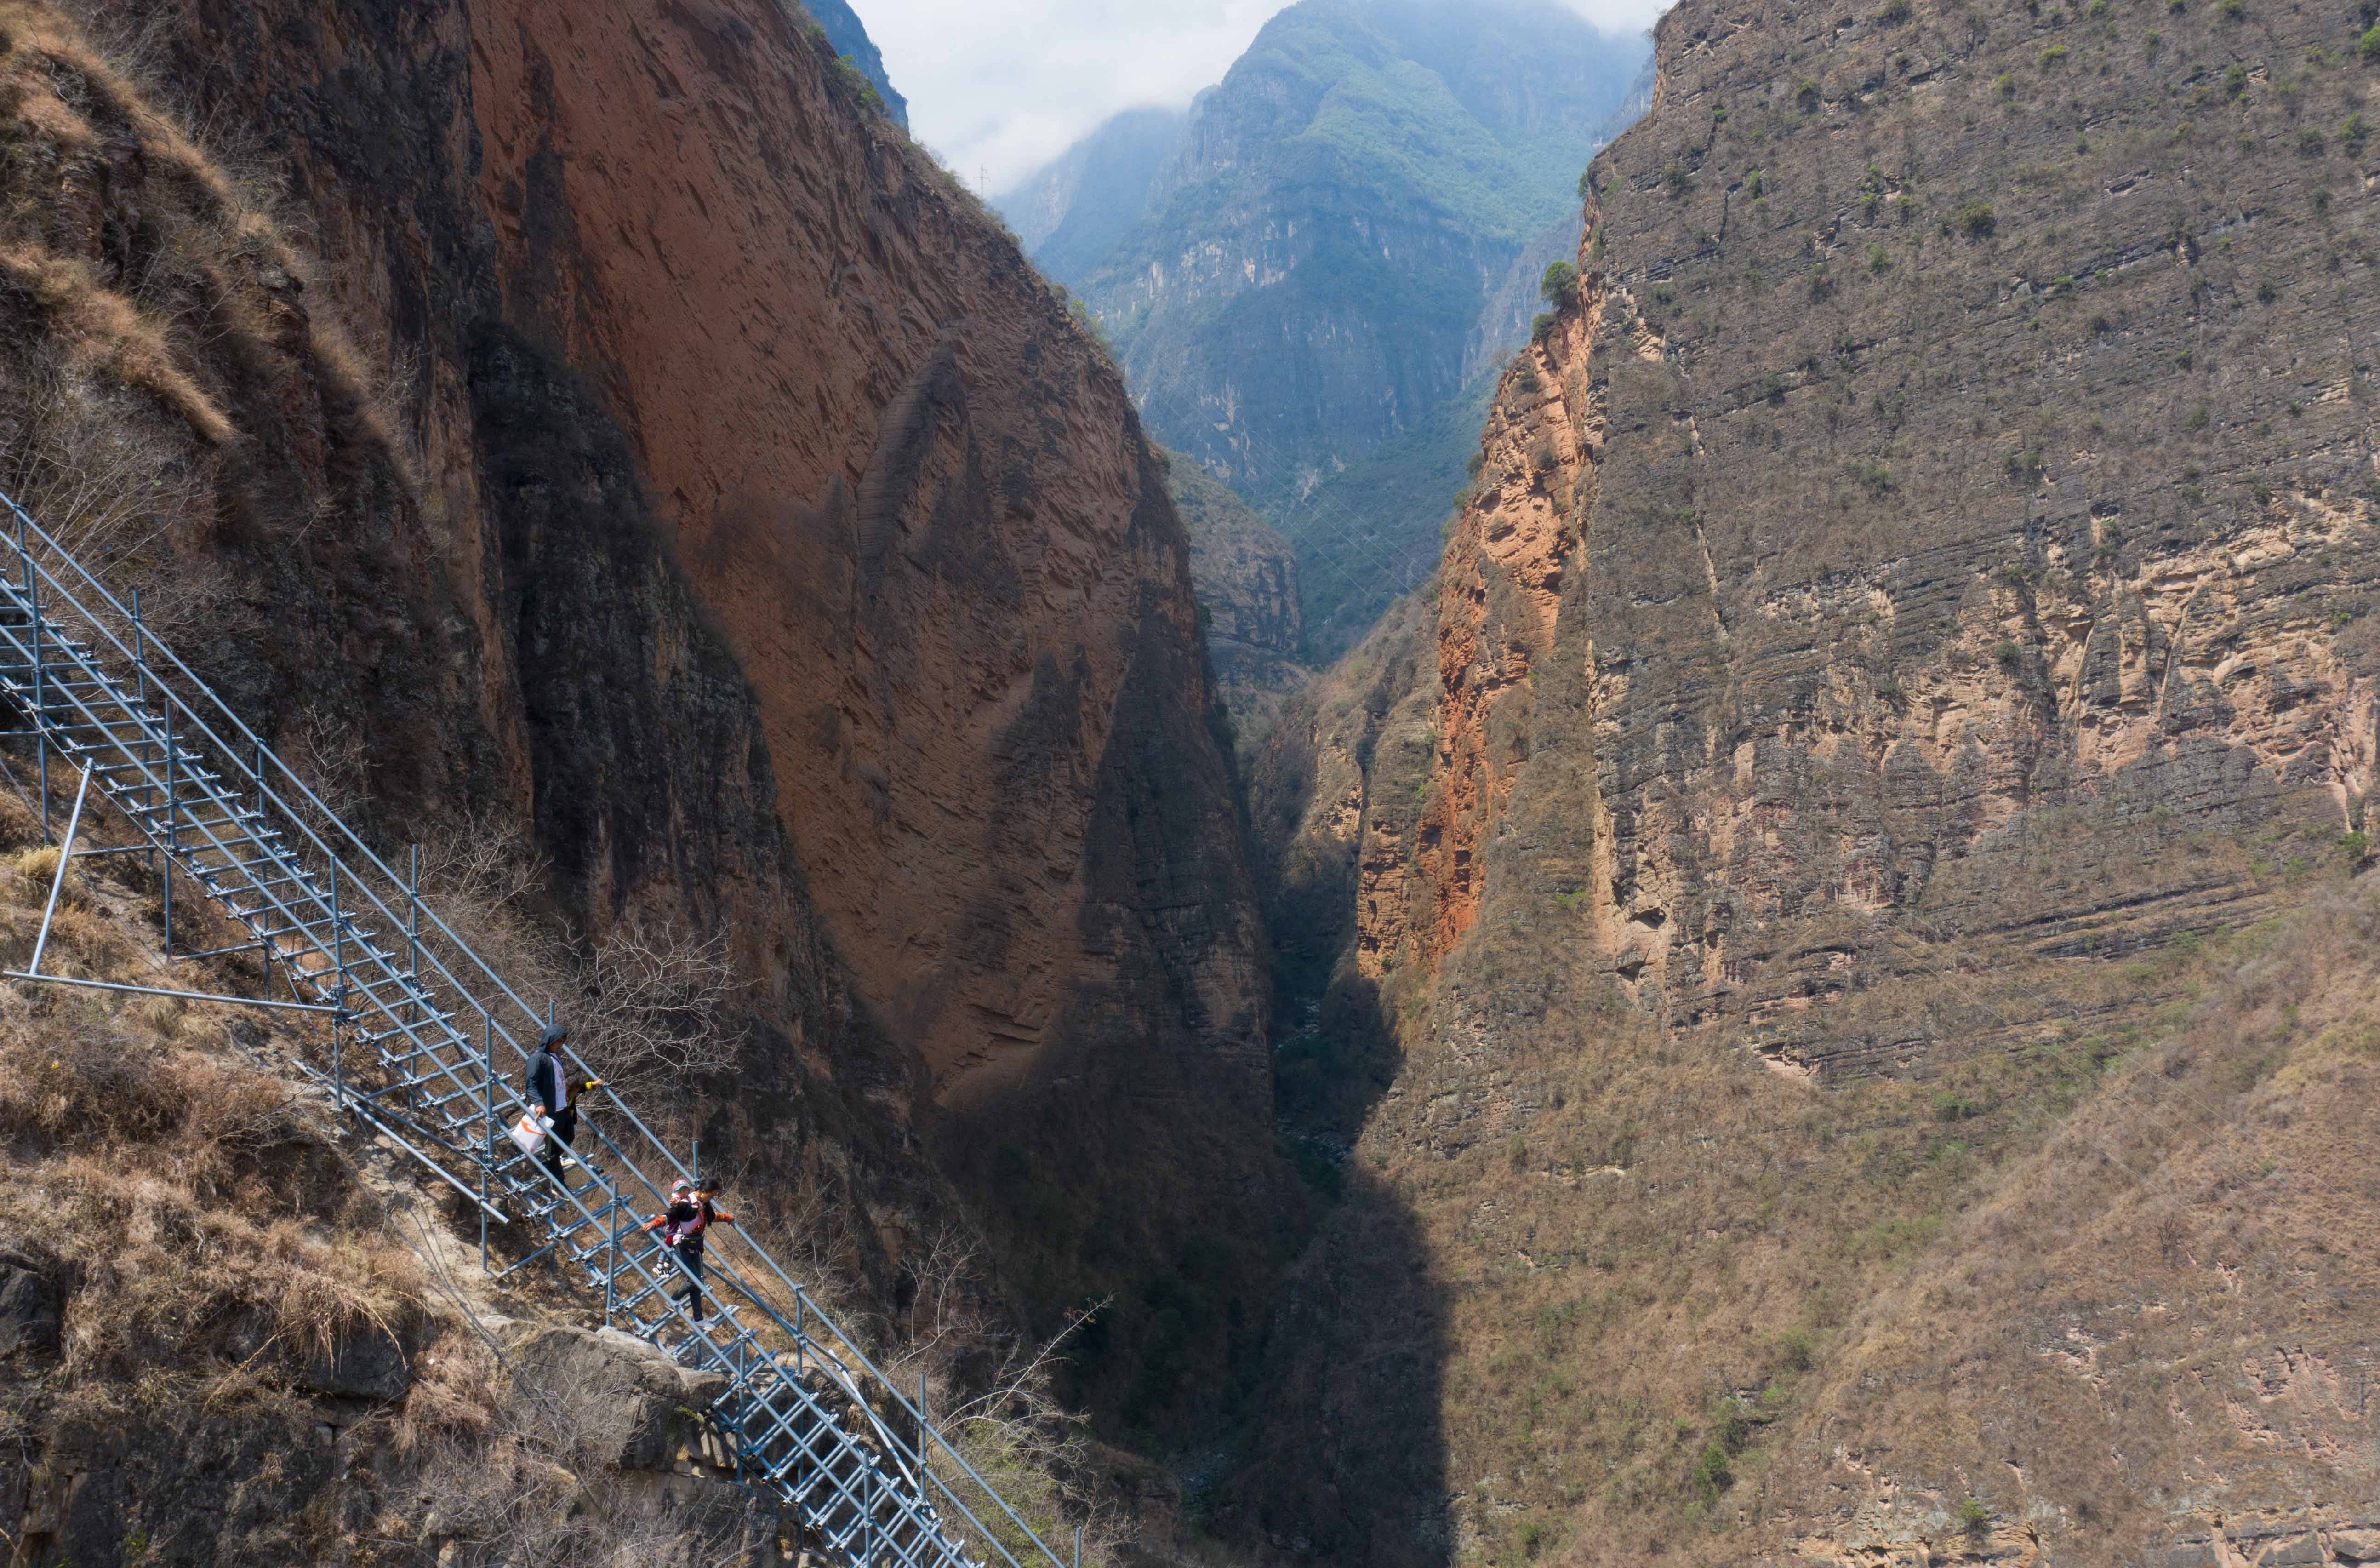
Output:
top-left (524, 1022), bottom-right (603, 1183)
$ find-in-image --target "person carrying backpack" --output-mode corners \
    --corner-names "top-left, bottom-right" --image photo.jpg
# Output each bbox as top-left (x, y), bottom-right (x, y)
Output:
top-left (642, 1178), bottom-right (736, 1322)
top-left (523, 1022), bottom-right (604, 1183)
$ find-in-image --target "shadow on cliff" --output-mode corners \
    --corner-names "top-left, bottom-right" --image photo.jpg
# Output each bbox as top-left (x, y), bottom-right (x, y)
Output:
top-left (1207, 612), bottom-right (1454, 1568)
top-left (1215, 978), bottom-right (1452, 1568)
top-left (925, 445), bottom-right (1313, 1448)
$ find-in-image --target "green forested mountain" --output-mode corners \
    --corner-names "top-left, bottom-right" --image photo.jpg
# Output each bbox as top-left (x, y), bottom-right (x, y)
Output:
top-left (999, 0), bottom-right (1648, 662)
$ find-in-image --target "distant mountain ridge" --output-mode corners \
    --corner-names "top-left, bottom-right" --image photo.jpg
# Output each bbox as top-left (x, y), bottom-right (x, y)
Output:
top-left (997, 0), bottom-right (1649, 663)
top-left (796, 0), bottom-right (908, 129)
top-left (995, 107), bottom-right (1187, 290)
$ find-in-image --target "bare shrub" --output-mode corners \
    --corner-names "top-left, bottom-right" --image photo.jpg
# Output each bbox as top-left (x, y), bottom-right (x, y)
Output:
top-left (413, 818), bottom-right (733, 1104)
top-left (0, 360), bottom-right (210, 556)
top-left (580, 913), bottom-right (734, 1099)
top-left (391, 1321), bottom-right (503, 1454)
top-left (880, 1230), bottom-right (1123, 1568)
top-left (285, 704), bottom-right (371, 823)
top-left (0, 356), bottom-right (238, 659)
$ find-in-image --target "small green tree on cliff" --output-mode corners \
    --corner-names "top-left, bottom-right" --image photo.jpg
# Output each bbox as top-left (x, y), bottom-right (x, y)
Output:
top-left (1541, 261), bottom-right (1582, 311)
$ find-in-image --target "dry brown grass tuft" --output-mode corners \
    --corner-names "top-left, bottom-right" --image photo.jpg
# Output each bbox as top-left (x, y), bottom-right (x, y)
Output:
top-left (0, 6), bottom-right (239, 214)
top-left (391, 1323), bottom-right (502, 1453)
top-left (9, 841), bottom-right (63, 885)
top-left (134, 990), bottom-right (183, 1037)
top-left (0, 0), bottom-right (429, 593)
top-left (30, 1163), bottom-right (419, 1379)
top-left (0, 248), bottom-right (232, 443)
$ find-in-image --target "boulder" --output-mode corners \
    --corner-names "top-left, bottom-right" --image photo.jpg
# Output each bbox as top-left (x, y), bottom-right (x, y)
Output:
top-left (499, 1321), bottom-right (729, 1472)
top-left (2331, 1529), bottom-right (2380, 1563)
top-left (0, 1249), bottom-right (63, 1356)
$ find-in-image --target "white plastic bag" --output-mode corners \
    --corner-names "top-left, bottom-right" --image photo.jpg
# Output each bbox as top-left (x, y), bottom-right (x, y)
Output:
top-left (508, 1110), bottom-right (552, 1159)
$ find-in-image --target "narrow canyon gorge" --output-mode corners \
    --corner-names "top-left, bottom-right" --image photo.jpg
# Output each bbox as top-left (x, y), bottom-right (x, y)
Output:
top-left (2, 0), bottom-right (2378, 1563)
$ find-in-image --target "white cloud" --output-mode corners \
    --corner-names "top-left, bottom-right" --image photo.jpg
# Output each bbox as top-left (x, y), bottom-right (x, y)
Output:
top-left (852, 0), bottom-right (1664, 195)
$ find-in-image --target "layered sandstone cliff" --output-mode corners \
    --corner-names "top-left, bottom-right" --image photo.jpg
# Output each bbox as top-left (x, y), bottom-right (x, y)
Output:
top-left (1246, 0), bottom-right (2380, 1555)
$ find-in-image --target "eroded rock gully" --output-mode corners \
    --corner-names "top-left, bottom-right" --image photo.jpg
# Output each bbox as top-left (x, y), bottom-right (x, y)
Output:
top-left (1244, 0), bottom-right (2380, 1555)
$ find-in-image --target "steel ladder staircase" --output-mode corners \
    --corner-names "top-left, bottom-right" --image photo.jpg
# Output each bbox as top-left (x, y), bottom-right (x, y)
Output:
top-left (0, 492), bottom-right (1072, 1568)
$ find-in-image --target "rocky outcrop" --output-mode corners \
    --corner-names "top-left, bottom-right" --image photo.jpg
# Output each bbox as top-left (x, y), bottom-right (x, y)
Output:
top-left (1373, 0), bottom-right (2380, 1056)
top-left (797, 0), bottom-right (909, 129)
top-left (0, 1248), bottom-right (63, 1358)
top-left (498, 1320), bottom-right (730, 1472)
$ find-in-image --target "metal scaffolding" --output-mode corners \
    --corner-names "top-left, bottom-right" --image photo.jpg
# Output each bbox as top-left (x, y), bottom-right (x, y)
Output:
top-left (0, 488), bottom-right (1067, 1568)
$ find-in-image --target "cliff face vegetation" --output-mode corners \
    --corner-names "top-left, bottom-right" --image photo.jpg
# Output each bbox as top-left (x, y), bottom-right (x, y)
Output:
top-left (0, 0), bottom-right (1282, 1463)
top-left (1245, 0), bottom-right (2380, 1555)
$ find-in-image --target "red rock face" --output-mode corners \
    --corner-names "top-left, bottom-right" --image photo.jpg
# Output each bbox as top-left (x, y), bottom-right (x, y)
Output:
top-left (109, 0), bottom-right (1275, 1303)
top-left (1394, 292), bottom-right (1608, 975)
top-left (466, 0), bottom-right (1258, 1106)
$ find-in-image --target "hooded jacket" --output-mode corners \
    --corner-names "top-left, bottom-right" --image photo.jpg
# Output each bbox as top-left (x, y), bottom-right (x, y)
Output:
top-left (525, 1023), bottom-right (570, 1116)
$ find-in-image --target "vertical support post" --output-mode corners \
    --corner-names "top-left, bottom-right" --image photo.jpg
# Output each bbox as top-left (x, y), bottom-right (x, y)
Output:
top-left (480, 1011), bottom-right (494, 1272)
top-left (24, 536), bottom-right (44, 839)
top-left (1076, 1522), bottom-right (1083, 1568)
top-left (407, 845), bottom-right (420, 979)
top-left (795, 1289), bottom-right (805, 1376)
top-left (160, 701), bottom-right (174, 956)
top-left (135, 591), bottom-right (160, 904)
top-left (732, 1334), bottom-right (747, 1486)
top-left (330, 858), bottom-right (343, 1115)
top-left (404, 844), bottom-right (421, 1115)
top-left (605, 1191), bottom-right (619, 1327)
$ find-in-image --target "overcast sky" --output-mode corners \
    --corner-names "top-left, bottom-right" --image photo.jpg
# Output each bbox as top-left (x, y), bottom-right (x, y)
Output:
top-left (854, 0), bottom-right (1667, 196)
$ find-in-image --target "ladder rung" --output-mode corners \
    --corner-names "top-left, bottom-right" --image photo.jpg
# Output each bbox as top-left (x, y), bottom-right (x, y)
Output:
top-left (356, 1015), bottom-right (464, 1048)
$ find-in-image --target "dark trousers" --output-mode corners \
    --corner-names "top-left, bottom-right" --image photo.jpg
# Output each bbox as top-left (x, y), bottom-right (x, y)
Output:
top-left (668, 1243), bottom-right (707, 1320)
top-left (537, 1106), bottom-right (578, 1181)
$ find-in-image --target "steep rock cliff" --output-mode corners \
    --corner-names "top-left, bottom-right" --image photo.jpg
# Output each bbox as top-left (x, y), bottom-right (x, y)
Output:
top-left (1400, 0), bottom-right (2380, 1062)
top-left (1168, 456), bottom-right (1310, 762)
top-left (1248, 0), bottom-right (2380, 1555)
top-left (799, 0), bottom-right (909, 130)
top-left (11, 0), bottom-right (1280, 1426)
